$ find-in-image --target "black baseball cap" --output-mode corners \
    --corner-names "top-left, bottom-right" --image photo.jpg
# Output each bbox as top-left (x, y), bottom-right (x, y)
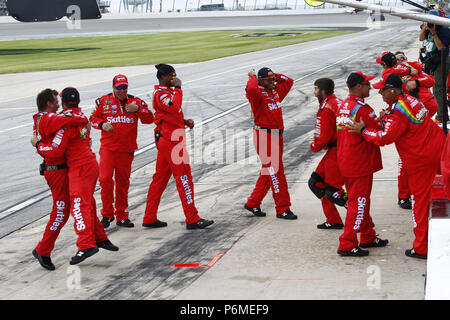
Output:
top-left (155, 64), bottom-right (176, 79)
top-left (376, 51), bottom-right (397, 67)
top-left (346, 71), bottom-right (375, 88)
top-left (60, 87), bottom-right (80, 105)
top-left (258, 67), bottom-right (275, 79)
top-left (373, 73), bottom-right (403, 90)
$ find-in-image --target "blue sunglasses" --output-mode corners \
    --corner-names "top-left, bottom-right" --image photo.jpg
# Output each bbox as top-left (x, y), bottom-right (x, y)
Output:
top-left (115, 85), bottom-right (128, 90)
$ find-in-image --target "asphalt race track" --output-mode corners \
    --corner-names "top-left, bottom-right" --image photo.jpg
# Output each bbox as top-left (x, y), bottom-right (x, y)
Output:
top-left (0, 13), bottom-right (427, 300)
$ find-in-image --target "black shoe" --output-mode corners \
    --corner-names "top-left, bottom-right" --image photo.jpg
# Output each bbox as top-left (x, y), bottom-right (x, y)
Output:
top-left (186, 218), bottom-right (214, 230)
top-left (244, 205), bottom-right (266, 217)
top-left (276, 210), bottom-right (297, 220)
top-left (101, 217), bottom-right (114, 228)
top-left (142, 220), bottom-right (168, 228)
top-left (405, 248), bottom-right (427, 259)
top-left (398, 198), bottom-right (412, 210)
top-left (337, 246), bottom-right (369, 257)
top-left (70, 247), bottom-right (99, 265)
top-left (317, 222), bottom-right (344, 229)
top-left (360, 237), bottom-right (389, 248)
top-left (116, 218), bottom-right (134, 228)
top-left (96, 240), bottom-right (119, 251)
top-left (32, 249), bottom-right (55, 271)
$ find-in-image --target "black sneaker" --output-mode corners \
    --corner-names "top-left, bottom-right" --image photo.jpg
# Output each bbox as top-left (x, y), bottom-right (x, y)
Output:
top-left (116, 218), bottom-right (134, 228)
top-left (101, 217), bottom-right (114, 228)
top-left (405, 248), bottom-right (427, 260)
top-left (96, 240), bottom-right (119, 251)
top-left (69, 247), bottom-right (99, 265)
top-left (398, 198), bottom-right (412, 210)
top-left (276, 210), bottom-right (297, 220)
top-left (32, 249), bottom-right (55, 271)
top-left (244, 205), bottom-right (266, 217)
top-left (142, 220), bottom-right (168, 228)
top-left (337, 246), bottom-right (369, 257)
top-left (317, 222), bottom-right (344, 229)
top-left (186, 218), bottom-right (214, 230)
top-left (360, 237), bottom-right (389, 248)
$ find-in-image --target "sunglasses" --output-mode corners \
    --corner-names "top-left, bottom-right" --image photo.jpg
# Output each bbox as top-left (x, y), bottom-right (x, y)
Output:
top-left (115, 85), bottom-right (128, 90)
top-left (261, 76), bottom-right (276, 82)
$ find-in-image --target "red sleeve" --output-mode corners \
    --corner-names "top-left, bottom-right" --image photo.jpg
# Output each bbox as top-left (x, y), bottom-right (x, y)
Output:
top-left (245, 75), bottom-right (262, 105)
top-left (361, 114), bottom-right (407, 146)
top-left (90, 98), bottom-right (105, 130)
top-left (135, 98), bottom-right (154, 124)
top-left (416, 73), bottom-right (435, 88)
top-left (310, 107), bottom-right (336, 152)
top-left (275, 73), bottom-right (294, 101)
top-left (37, 127), bottom-right (71, 158)
top-left (155, 88), bottom-right (183, 113)
top-left (360, 106), bottom-right (382, 130)
top-left (39, 112), bottom-right (87, 136)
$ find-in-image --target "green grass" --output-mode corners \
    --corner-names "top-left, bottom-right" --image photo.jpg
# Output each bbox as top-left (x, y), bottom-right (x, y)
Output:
top-left (0, 30), bottom-right (357, 74)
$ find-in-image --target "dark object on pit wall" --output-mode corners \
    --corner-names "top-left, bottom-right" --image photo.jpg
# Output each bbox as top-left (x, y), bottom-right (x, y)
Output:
top-left (199, 4), bottom-right (225, 11)
top-left (6, 0), bottom-right (101, 22)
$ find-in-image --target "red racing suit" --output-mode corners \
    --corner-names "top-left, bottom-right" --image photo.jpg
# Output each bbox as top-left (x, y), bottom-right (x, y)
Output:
top-left (90, 93), bottom-right (153, 221)
top-left (383, 61), bottom-right (437, 117)
top-left (361, 94), bottom-right (445, 254)
top-left (33, 111), bottom-right (88, 257)
top-left (383, 62), bottom-right (438, 200)
top-left (442, 134), bottom-right (450, 198)
top-left (245, 74), bottom-right (294, 215)
top-left (309, 94), bottom-right (346, 224)
top-left (143, 85), bottom-right (200, 225)
top-left (336, 95), bottom-right (382, 251)
top-left (37, 108), bottom-right (109, 251)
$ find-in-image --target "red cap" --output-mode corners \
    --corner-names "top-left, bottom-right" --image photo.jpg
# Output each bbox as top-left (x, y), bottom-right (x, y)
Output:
top-left (113, 74), bottom-right (128, 87)
top-left (375, 51), bottom-right (390, 64)
top-left (372, 73), bottom-right (403, 90)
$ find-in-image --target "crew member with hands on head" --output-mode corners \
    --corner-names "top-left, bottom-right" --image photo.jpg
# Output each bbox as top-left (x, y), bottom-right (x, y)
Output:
top-left (90, 74), bottom-right (154, 229)
top-left (142, 64), bottom-right (214, 230)
top-left (244, 67), bottom-right (297, 220)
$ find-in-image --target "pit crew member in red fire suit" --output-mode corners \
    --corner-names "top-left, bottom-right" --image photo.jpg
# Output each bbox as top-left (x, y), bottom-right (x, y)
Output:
top-left (31, 88), bottom-right (88, 270)
top-left (35, 87), bottom-right (119, 265)
top-left (335, 72), bottom-right (389, 257)
top-left (244, 67), bottom-right (297, 220)
top-left (309, 78), bottom-right (347, 229)
top-left (142, 64), bottom-right (214, 230)
top-left (90, 74), bottom-right (154, 229)
top-left (348, 74), bottom-right (445, 259)
top-left (377, 51), bottom-right (437, 117)
top-left (377, 51), bottom-right (437, 209)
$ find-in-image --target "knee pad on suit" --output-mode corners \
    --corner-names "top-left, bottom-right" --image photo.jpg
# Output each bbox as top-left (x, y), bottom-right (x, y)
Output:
top-left (308, 172), bottom-right (326, 199)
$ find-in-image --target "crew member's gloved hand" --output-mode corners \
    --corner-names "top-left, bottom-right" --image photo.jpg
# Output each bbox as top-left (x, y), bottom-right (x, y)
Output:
top-left (101, 122), bottom-right (114, 132)
top-left (125, 103), bottom-right (139, 113)
top-left (184, 119), bottom-right (195, 129)
top-left (30, 135), bottom-right (39, 148)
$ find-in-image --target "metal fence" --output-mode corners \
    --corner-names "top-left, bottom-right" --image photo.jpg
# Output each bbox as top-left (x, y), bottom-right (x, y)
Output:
top-left (115, 0), bottom-right (430, 13)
